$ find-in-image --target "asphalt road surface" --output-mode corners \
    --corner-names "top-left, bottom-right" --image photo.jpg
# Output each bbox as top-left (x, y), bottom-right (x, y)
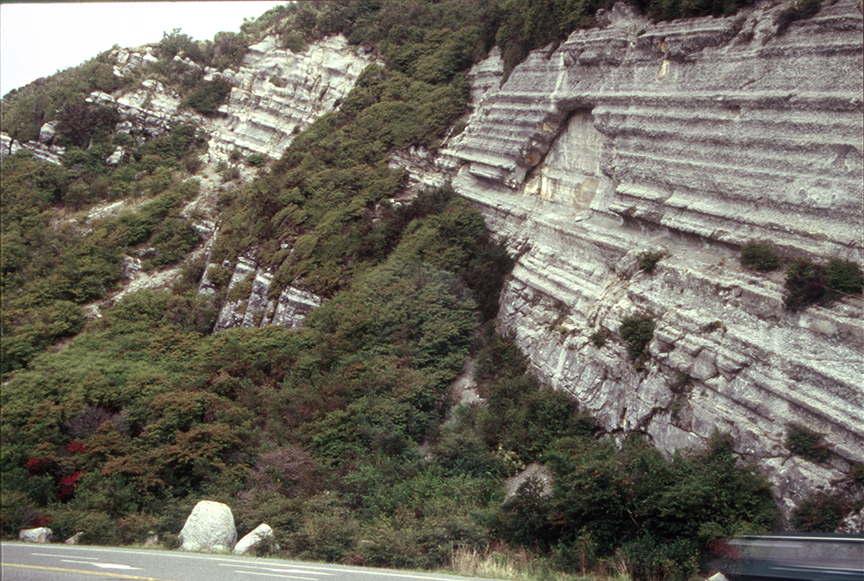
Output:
top-left (1, 543), bottom-right (481, 581)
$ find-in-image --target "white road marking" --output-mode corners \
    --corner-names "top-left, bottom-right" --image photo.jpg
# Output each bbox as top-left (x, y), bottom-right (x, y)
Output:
top-left (35, 553), bottom-right (99, 560)
top-left (93, 563), bottom-right (141, 570)
top-left (61, 559), bottom-right (141, 570)
top-left (235, 571), bottom-right (319, 580)
top-left (218, 563), bottom-right (334, 575)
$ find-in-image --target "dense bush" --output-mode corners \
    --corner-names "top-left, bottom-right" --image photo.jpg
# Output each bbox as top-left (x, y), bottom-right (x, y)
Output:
top-left (180, 78), bottom-right (232, 116)
top-left (538, 432), bottom-right (776, 577)
top-left (784, 258), bottom-right (825, 310)
top-left (620, 314), bottom-right (656, 361)
top-left (785, 424), bottom-right (831, 463)
top-left (741, 241), bottom-right (779, 271)
top-left (791, 493), bottom-right (845, 532)
top-left (825, 258), bottom-right (863, 295)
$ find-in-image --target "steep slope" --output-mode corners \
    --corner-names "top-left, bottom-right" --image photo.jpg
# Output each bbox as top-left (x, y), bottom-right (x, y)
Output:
top-left (442, 0), bottom-right (863, 517)
top-left (3, 0), bottom-right (859, 527)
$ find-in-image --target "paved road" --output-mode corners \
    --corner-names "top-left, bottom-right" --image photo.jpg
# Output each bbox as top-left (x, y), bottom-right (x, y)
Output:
top-left (1, 543), bottom-right (479, 581)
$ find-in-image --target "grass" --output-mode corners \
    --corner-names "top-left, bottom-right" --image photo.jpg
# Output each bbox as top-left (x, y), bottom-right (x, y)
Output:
top-left (448, 544), bottom-right (631, 581)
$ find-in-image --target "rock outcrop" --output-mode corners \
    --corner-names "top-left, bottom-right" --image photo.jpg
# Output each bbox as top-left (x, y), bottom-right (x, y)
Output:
top-left (204, 256), bottom-right (323, 333)
top-left (177, 500), bottom-right (237, 552)
top-left (108, 34), bottom-right (378, 163)
top-left (442, 0), bottom-right (863, 519)
top-left (211, 35), bottom-right (377, 160)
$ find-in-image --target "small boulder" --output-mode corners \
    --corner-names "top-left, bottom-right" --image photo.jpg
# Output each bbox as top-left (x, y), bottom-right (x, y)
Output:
top-left (105, 147), bottom-right (127, 166)
top-left (177, 500), bottom-right (236, 552)
top-left (38, 122), bottom-right (57, 145)
top-left (233, 523), bottom-right (275, 555)
top-left (19, 527), bottom-right (53, 543)
top-left (65, 532), bottom-right (84, 545)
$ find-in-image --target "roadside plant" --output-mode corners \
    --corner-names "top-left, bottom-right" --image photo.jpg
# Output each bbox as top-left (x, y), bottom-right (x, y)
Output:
top-left (792, 493), bottom-right (845, 532)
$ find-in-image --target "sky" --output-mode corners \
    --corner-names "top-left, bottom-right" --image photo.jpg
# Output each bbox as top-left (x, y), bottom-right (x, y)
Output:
top-left (0, 1), bottom-right (287, 96)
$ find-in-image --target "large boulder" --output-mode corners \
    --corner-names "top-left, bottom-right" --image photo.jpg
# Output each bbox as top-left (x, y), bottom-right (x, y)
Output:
top-left (19, 527), bottom-right (53, 543)
top-left (233, 523), bottom-right (275, 555)
top-left (177, 500), bottom-right (236, 552)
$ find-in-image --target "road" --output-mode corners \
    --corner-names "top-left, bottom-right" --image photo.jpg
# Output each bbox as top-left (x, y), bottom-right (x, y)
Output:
top-left (1, 543), bottom-right (481, 581)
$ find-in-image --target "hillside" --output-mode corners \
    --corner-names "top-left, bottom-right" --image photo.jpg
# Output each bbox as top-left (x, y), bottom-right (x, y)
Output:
top-left (1, 1), bottom-right (862, 579)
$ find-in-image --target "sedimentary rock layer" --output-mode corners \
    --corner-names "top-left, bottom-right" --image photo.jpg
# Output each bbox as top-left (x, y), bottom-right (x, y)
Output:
top-left (444, 0), bottom-right (863, 514)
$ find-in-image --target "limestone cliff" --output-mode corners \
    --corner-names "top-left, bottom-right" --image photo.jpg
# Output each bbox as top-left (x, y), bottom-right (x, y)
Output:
top-left (442, 0), bottom-right (863, 519)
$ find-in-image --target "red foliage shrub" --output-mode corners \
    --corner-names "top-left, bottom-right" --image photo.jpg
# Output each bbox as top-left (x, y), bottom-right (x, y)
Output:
top-left (58, 471), bottom-right (85, 502)
top-left (26, 458), bottom-right (53, 476)
top-left (67, 441), bottom-right (86, 454)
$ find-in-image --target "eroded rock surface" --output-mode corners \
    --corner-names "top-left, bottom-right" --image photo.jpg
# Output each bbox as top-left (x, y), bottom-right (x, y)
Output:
top-left (443, 0), bottom-right (863, 519)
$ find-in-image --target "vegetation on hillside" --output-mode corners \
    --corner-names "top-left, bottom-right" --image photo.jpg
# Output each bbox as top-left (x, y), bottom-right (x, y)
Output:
top-left (4, 1), bottom-right (850, 579)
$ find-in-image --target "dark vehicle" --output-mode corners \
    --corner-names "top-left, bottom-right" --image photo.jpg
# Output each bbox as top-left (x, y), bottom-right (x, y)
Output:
top-left (717, 534), bottom-right (864, 581)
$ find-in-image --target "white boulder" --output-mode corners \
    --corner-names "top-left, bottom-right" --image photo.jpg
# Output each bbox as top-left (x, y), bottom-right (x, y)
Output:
top-left (177, 500), bottom-right (236, 552)
top-left (38, 122), bottom-right (57, 145)
top-left (19, 527), bottom-right (52, 543)
top-left (233, 523), bottom-right (275, 555)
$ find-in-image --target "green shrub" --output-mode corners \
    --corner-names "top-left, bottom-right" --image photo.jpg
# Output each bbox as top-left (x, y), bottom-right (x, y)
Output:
top-left (590, 329), bottom-right (608, 347)
top-left (637, 250), bottom-right (665, 273)
top-left (620, 315), bottom-right (655, 361)
top-left (791, 493), bottom-right (845, 532)
top-left (786, 424), bottom-right (831, 463)
top-left (159, 28), bottom-right (194, 60)
top-left (784, 258), bottom-right (826, 310)
top-left (246, 153), bottom-right (267, 167)
top-left (284, 31), bottom-right (307, 54)
top-left (180, 78), bottom-right (232, 116)
top-left (851, 462), bottom-right (864, 484)
top-left (825, 258), bottom-right (863, 295)
top-left (741, 241), bottom-right (779, 271)
top-left (220, 164), bottom-right (241, 182)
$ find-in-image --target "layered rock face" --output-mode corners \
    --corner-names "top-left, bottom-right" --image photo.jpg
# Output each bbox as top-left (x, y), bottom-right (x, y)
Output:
top-left (443, 0), bottom-right (863, 515)
top-left (212, 35), bottom-right (377, 159)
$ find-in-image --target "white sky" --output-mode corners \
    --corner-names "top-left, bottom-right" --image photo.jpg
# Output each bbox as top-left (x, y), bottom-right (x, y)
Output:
top-left (0, 2), bottom-right (288, 96)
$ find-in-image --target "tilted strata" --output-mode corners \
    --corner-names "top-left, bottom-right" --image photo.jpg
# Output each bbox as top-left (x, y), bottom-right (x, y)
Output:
top-left (443, 0), bottom-right (863, 517)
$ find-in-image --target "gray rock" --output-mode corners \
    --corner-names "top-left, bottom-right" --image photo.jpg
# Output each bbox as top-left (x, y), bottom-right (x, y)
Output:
top-left (38, 121), bottom-right (57, 145)
top-left (19, 527), bottom-right (52, 543)
top-left (105, 146), bottom-right (126, 166)
top-left (177, 500), bottom-right (236, 552)
top-left (65, 532), bottom-right (84, 545)
top-left (233, 523), bottom-right (275, 555)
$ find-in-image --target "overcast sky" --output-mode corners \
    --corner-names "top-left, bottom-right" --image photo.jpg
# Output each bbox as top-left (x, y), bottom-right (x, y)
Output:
top-left (0, 1), bottom-right (287, 96)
